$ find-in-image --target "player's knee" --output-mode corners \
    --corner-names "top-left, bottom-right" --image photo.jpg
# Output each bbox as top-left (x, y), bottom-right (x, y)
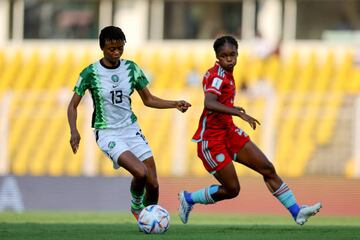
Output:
top-left (133, 165), bottom-right (148, 180)
top-left (225, 184), bottom-right (240, 199)
top-left (147, 180), bottom-right (159, 193)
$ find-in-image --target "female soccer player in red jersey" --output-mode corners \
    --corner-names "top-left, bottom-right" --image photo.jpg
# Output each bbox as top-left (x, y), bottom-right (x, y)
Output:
top-left (178, 35), bottom-right (321, 225)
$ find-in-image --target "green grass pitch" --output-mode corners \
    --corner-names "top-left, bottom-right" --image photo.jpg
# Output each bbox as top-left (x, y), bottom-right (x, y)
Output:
top-left (1, 212), bottom-right (360, 240)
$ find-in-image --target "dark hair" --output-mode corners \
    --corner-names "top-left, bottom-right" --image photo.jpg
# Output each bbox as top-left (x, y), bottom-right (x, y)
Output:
top-left (99, 26), bottom-right (126, 49)
top-left (213, 35), bottom-right (238, 55)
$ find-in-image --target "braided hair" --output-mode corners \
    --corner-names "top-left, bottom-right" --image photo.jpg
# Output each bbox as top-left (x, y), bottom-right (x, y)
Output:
top-left (213, 35), bottom-right (238, 55)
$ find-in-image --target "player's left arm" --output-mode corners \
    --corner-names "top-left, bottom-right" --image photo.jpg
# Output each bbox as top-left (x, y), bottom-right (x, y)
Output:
top-left (137, 87), bottom-right (191, 112)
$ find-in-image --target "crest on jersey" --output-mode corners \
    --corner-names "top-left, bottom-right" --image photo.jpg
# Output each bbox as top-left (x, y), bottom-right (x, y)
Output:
top-left (108, 141), bottom-right (116, 149)
top-left (216, 153), bottom-right (225, 162)
top-left (211, 77), bottom-right (223, 90)
top-left (111, 75), bottom-right (119, 82)
top-left (204, 71), bottom-right (210, 79)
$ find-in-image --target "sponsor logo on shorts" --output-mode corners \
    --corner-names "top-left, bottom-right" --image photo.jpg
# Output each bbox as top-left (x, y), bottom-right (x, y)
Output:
top-left (108, 141), bottom-right (116, 149)
top-left (216, 153), bottom-right (225, 162)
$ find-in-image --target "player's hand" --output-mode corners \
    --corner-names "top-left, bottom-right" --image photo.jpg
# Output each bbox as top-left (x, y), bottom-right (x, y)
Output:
top-left (70, 130), bottom-right (81, 154)
top-left (176, 100), bottom-right (192, 113)
top-left (239, 112), bottom-right (261, 130)
top-left (234, 106), bottom-right (246, 113)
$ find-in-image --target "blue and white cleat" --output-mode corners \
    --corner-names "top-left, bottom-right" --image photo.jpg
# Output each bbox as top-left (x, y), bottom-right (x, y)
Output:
top-left (178, 191), bottom-right (193, 224)
top-left (296, 202), bottom-right (322, 225)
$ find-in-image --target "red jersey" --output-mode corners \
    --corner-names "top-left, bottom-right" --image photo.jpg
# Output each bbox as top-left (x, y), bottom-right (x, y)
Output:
top-left (192, 62), bottom-right (236, 141)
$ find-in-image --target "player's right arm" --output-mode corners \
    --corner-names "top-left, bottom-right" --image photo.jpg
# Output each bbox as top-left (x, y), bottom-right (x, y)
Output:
top-left (205, 92), bottom-right (260, 130)
top-left (68, 64), bottom-right (92, 153)
top-left (67, 93), bottom-right (82, 154)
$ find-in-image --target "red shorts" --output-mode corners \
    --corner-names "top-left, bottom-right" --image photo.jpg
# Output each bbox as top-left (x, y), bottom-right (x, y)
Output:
top-left (196, 126), bottom-right (250, 173)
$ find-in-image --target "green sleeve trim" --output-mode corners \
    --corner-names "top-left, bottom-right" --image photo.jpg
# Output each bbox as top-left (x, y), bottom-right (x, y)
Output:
top-left (125, 60), bottom-right (149, 92)
top-left (136, 71), bottom-right (149, 90)
top-left (74, 64), bottom-right (94, 96)
top-left (73, 86), bottom-right (85, 96)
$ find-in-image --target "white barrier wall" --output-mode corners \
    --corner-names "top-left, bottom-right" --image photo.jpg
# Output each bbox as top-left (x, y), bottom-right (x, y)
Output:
top-left (0, 1), bottom-right (10, 44)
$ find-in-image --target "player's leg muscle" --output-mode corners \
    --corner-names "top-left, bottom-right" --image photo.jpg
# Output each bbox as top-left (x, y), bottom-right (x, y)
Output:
top-left (236, 141), bottom-right (282, 192)
top-left (143, 156), bottom-right (159, 205)
top-left (118, 151), bottom-right (147, 180)
top-left (213, 162), bottom-right (240, 200)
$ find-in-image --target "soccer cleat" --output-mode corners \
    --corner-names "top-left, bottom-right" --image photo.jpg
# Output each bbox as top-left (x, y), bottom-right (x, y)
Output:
top-left (178, 191), bottom-right (193, 224)
top-left (131, 203), bottom-right (144, 221)
top-left (295, 202), bottom-right (322, 225)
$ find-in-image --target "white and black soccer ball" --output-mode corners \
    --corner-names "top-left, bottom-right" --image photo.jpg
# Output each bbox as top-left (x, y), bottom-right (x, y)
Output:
top-left (138, 204), bottom-right (170, 234)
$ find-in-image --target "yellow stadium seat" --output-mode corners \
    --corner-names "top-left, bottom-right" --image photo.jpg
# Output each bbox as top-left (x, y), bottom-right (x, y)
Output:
top-left (0, 49), bottom-right (5, 80)
top-left (345, 159), bottom-right (355, 177)
top-left (0, 51), bottom-right (23, 90)
top-left (313, 51), bottom-right (334, 92)
top-left (295, 52), bottom-right (316, 92)
top-left (13, 50), bottom-right (40, 90)
top-left (277, 52), bottom-right (299, 92)
top-left (32, 51), bottom-right (57, 89)
top-left (316, 93), bottom-right (342, 145)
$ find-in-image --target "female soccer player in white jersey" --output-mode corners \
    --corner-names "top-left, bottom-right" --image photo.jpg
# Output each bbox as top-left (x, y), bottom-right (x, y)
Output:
top-left (178, 35), bottom-right (321, 225)
top-left (67, 26), bottom-right (191, 220)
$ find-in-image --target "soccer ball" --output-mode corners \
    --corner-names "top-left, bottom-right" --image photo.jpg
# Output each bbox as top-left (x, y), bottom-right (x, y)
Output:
top-left (138, 204), bottom-right (170, 234)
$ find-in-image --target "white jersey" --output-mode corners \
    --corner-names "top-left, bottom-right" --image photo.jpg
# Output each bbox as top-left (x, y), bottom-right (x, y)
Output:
top-left (74, 59), bottom-right (149, 129)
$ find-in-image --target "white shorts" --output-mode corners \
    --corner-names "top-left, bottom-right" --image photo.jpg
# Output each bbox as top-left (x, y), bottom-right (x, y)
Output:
top-left (94, 122), bottom-right (153, 169)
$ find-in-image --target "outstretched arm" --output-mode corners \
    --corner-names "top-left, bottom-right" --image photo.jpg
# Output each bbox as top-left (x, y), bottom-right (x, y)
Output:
top-left (67, 93), bottom-right (82, 153)
top-left (137, 87), bottom-right (191, 112)
top-left (205, 92), bottom-right (260, 129)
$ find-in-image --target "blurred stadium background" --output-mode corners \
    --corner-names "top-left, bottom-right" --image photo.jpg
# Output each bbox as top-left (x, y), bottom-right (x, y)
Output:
top-left (0, 0), bottom-right (360, 217)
